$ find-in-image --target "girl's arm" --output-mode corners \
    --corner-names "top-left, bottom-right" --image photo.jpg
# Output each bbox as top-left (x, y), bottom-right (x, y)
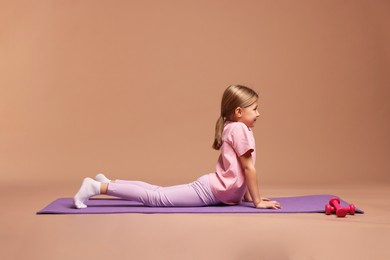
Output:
top-left (239, 152), bottom-right (281, 209)
top-left (243, 189), bottom-right (252, 202)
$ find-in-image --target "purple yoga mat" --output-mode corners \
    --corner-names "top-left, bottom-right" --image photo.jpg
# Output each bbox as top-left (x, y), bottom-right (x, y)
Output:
top-left (37, 194), bottom-right (364, 215)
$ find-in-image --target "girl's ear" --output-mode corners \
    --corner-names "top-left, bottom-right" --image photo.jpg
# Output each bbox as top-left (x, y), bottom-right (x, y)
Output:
top-left (234, 107), bottom-right (242, 118)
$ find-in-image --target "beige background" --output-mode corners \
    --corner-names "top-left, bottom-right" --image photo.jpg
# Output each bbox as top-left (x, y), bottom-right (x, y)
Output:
top-left (1, 1), bottom-right (390, 260)
top-left (1, 0), bottom-right (389, 186)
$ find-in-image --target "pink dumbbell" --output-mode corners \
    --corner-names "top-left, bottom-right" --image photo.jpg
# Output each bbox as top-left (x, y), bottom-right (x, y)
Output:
top-left (325, 197), bottom-right (355, 217)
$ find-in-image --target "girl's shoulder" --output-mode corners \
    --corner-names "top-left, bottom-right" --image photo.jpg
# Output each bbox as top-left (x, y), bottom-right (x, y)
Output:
top-left (223, 121), bottom-right (254, 146)
top-left (223, 121), bottom-right (251, 136)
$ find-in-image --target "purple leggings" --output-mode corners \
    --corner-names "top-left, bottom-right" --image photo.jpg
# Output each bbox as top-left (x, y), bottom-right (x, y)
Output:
top-left (107, 174), bottom-right (222, 207)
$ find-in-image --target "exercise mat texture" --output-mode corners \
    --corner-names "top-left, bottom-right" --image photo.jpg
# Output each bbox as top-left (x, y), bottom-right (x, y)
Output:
top-left (37, 194), bottom-right (364, 215)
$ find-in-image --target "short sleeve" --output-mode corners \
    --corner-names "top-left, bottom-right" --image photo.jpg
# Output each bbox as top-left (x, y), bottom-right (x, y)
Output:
top-left (229, 123), bottom-right (255, 157)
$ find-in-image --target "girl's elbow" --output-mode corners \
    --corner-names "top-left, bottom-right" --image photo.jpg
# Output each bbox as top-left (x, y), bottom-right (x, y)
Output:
top-left (244, 166), bottom-right (256, 175)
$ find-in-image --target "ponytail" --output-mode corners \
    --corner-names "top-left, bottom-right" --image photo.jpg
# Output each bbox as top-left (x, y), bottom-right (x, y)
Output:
top-left (212, 115), bottom-right (225, 150)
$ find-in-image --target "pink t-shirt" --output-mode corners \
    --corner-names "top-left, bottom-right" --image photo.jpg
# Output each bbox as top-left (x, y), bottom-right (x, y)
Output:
top-left (209, 121), bottom-right (256, 204)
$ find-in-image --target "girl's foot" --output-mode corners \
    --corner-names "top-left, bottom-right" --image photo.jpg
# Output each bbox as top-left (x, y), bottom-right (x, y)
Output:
top-left (95, 173), bottom-right (111, 183)
top-left (73, 178), bottom-right (100, 209)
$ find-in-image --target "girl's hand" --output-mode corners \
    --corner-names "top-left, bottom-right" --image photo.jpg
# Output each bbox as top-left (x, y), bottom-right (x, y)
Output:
top-left (255, 200), bottom-right (281, 209)
top-left (261, 197), bottom-right (271, 201)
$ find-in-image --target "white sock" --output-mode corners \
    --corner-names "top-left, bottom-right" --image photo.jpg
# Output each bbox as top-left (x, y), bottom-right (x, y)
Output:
top-left (73, 177), bottom-right (101, 209)
top-left (95, 173), bottom-right (111, 183)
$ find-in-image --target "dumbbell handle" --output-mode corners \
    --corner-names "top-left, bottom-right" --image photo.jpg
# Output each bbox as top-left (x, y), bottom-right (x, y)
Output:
top-left (329, 198), bottom-right (348, 217)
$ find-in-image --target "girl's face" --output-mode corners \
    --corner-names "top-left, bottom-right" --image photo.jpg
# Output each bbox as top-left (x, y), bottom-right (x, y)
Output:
top-left (234, 102), bottom-right (260, 128)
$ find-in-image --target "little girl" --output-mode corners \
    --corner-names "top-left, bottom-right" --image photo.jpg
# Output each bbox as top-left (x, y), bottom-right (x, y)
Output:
top-left (74, 85), bottom-right (281, 209)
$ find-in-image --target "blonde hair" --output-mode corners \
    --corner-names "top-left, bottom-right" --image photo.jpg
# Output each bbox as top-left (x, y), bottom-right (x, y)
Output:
top-left (212, 85), bottom-right (258, 150)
